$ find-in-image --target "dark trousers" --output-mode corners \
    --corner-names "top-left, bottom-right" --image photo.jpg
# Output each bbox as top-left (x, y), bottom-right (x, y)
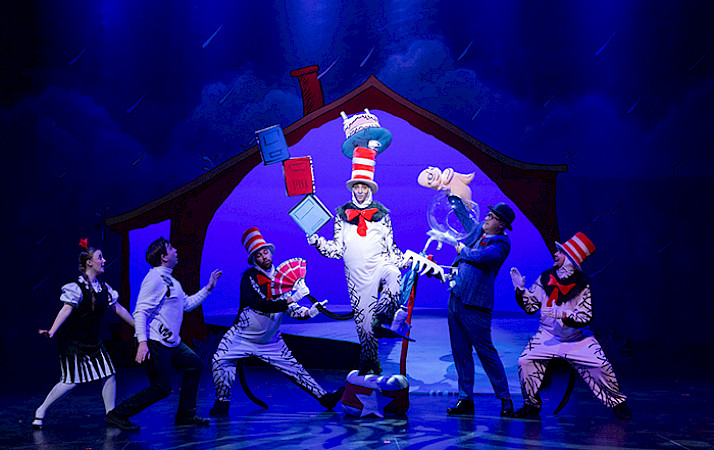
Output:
top-left (448, 294), bottom-right (510, 400)
top-left (112, 340), bottom-right (203, 419)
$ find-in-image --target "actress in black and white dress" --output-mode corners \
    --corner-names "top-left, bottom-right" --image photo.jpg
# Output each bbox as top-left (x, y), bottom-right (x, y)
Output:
top-left (32, 240), bottom-right (134, 430)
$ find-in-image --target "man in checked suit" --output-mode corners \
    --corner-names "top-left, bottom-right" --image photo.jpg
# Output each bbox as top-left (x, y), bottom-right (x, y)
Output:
top-left (446, 202), bottom-right (515, 417)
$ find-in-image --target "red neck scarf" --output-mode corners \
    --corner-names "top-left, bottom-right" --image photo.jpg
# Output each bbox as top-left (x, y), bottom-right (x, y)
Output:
top-left (256, 273), bottom-right (273, 300)
top-left (546, 274), bottom-right (575, 306)
top-left (345, 208), bottom-right (378, 237)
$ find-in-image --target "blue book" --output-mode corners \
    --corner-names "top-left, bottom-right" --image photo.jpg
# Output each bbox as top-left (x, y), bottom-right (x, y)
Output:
top-left (256, 125), bottom-right (290, 165)
top-left (289, 194), bottom-right (333, 236)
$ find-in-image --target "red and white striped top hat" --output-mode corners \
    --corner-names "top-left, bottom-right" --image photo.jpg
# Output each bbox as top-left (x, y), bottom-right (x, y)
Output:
top-left (345, 147), bottom-right (379, 193)
top-left (242, 227), bottom-right (275, 265)
top-left (555, 232), bottom-right (595, 270)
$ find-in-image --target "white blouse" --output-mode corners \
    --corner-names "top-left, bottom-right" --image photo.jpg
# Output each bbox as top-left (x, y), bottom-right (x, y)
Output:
top-left (60, 276), bottom-right (119, 308)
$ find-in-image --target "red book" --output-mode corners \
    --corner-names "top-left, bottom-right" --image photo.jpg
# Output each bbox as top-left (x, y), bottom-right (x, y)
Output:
top-left (283, 157), bottom-right (315, 196)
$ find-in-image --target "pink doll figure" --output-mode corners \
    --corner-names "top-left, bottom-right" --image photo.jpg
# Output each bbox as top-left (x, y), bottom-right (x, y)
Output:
top-left (417, 167), bottom-right (475, 208)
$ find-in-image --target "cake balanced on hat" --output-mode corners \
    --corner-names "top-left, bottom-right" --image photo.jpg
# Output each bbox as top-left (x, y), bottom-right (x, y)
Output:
top-left (340, 109), bottom-right (392, 158)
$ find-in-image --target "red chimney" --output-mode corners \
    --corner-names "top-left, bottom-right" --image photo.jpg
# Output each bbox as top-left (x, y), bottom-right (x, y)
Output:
top-left (290, 65), bottom-right (324, 116)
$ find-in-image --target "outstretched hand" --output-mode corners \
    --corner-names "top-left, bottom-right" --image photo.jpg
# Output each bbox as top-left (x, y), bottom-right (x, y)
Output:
top-left (510, 267), bottom-right (525, 290)
top-left (207, 269), bottom-right (223, 291)
top-left (308, 300), bottom-right (327, 318)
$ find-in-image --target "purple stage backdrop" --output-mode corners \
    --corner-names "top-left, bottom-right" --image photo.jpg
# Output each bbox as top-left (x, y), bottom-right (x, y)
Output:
top-left (127, 110), bottom-right (554, 320)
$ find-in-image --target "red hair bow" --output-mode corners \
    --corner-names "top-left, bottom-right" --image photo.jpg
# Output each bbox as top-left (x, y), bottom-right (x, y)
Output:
top-left (79, 238), bottom-right (89, 249)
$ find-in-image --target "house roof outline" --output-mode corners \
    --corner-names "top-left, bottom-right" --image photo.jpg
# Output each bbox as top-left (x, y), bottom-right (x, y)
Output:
top-left (107, 66), bottom-right (567, 342)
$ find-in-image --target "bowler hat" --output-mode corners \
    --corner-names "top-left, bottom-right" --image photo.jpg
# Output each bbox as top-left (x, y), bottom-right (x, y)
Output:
top-left (488, 203), bottom-right (515, 230)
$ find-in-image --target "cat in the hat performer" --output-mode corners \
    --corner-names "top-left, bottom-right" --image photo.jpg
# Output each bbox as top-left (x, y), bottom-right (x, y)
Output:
top-left (307, 110), bottom-right (409, 376)
top-left (33, 239), bottom-right (135, 430)
top-left (509, 232), bottom-right (633, 420)
top-left (209, 227), bottom-right (344, 415)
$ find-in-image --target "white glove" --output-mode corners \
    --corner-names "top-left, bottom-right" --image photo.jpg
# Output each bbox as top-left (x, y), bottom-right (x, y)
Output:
top-left (403, 250), bottom-right (445, 281)
top-left (307, 234), bottom-right (319, 246)
top-left (308, 300), bottom-right (327, 318)
top-left (292, 278), bottom-right (310, 301)
top-left (510, 267), bottom-right (525, 290)
top-left (542, 305), bottom-right (570, 319)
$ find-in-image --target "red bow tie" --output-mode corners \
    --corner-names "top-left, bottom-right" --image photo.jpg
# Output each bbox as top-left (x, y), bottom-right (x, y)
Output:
top-left (346, 208), bottom-right (378, 237)
top-left (546, 274), bottom-right (575, 306)
top-left (256, 274), bottom-right (273, 300)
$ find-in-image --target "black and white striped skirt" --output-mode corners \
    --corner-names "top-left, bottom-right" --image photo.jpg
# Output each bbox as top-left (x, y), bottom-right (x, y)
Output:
top-left (59, 344), bottom-right (116, 384)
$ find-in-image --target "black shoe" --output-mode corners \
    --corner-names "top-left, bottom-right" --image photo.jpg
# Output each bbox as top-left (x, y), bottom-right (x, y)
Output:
top-left (512, 404), bottom-right (541, 419)
top-left (319, 386), bottom-right (345, 410)
top-left (613, 402), bottom-right (633, 420)
top-left (446, 399), bottom-right (475, 415)
top-left (500, 397), bottom-right (514, 417)
top-left (105, 410), bottom-right (140, 432)
top-left (175, 415), bottom-right (211, 427)
top-left (209, 400), bottom-right (230, 416)
top-left (31, 417), bottom-right (43, 430)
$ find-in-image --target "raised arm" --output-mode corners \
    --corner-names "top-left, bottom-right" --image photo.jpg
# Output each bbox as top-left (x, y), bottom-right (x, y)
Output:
top-left (184, 269), bottom-right (222, 312)
top-left (309, 218), bottom-right (346, 259)
top-left (511, 268), bottom-right (544, 315)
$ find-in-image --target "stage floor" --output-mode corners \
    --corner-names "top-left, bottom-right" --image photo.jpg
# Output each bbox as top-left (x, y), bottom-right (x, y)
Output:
top-left (207, 310), bottom-right (540, 394)
top-left (6, 313), bottom-right (712, 449)
top-left (4, 365), bottom-right (713, 449)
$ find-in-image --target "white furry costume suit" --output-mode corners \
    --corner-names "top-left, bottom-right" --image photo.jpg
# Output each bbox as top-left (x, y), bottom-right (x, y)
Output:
top-left (310, 193), bottom-right (406, 375)
top-left (516, 261), bottom-right (627, 409)
top-left (211, 265), bottom-right (326, 402)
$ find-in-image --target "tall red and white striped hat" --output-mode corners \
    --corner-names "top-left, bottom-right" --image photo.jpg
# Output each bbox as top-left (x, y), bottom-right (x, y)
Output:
top-left (345, 146), bottom-right (379, 193)
top-left (242, 227), bottom-right (275, 265)
top-left (555, 232), bottom-right (595, 270)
